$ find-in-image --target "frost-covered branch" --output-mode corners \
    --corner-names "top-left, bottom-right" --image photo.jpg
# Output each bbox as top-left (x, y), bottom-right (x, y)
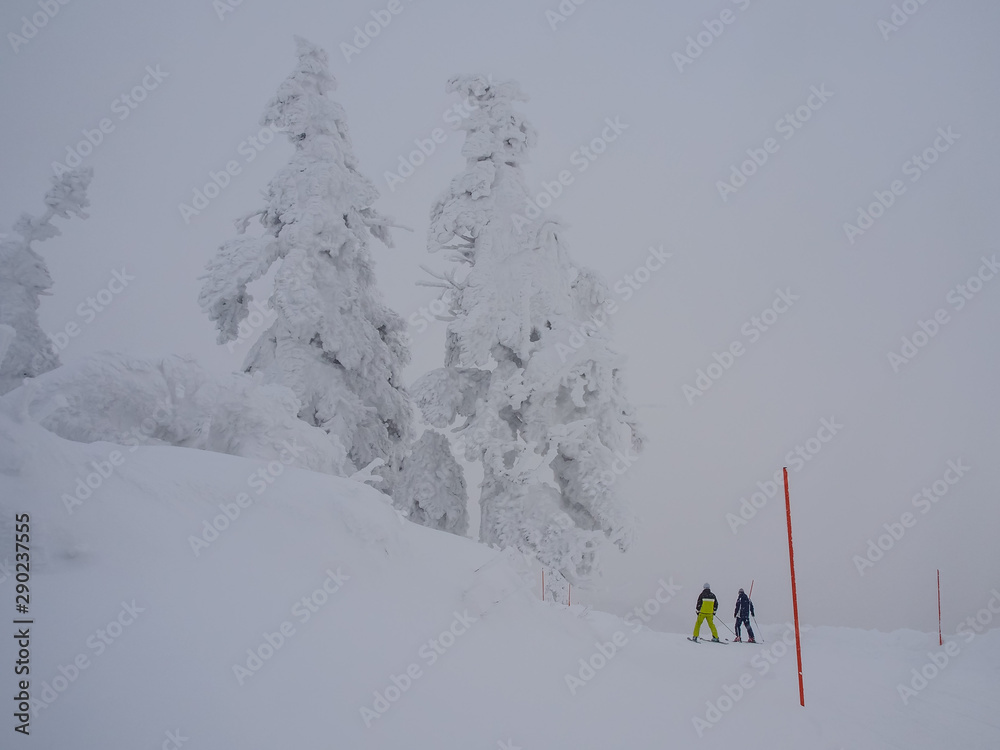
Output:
top-left (417, 264), bottom-right (465, 290)
top-left (233, 208), bottom-right (265, 235)
top-left (361, 215), bottom-right (413, 233)
top-left (198, 235), bottom-right (282, 344)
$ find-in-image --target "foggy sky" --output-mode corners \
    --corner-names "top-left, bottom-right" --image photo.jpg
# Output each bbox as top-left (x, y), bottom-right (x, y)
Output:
top-left (2, 0), bottom-right (998, 632)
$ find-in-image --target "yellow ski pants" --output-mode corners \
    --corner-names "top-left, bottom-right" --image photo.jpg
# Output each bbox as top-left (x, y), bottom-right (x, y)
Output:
top-left (693, 613), bottom-right (719, 639)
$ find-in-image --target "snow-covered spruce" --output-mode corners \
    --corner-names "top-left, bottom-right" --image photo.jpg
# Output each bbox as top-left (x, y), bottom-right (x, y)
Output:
top-left (0, 168), bottom-right (92, 395)
top-left (198, 37), bottom-right (412, 491)
top-left (413, 76), bottom-right (643, 599)
top-left (0, 352), bottom-right (348, 475)
top-left (394, 430), bottom-right (469, 536)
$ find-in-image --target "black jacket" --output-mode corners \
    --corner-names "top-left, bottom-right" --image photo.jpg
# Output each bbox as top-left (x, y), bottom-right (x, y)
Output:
top-left (696, 590), bottom-right (718, 614)
top-left (734, 591), bottom-right (755, 619)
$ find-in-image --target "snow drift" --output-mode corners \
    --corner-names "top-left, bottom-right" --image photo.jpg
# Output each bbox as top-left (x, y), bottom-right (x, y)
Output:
top-left (0, 352), bottom-right (348, 475)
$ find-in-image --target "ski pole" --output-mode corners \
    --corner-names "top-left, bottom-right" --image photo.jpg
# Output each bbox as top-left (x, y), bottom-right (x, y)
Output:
top-left (751, 614), bottom-right (763, 642)
top-left (718, 618), bottom-right (735, 636)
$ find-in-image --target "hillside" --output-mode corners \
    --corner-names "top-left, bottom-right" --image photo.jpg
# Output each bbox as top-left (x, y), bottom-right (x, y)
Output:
top-left (1, 413), bottom-right (998, 749)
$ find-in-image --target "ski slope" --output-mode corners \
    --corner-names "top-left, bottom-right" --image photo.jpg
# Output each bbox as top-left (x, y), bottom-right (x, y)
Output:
top-left (1, 413), bottom-right (998, 749)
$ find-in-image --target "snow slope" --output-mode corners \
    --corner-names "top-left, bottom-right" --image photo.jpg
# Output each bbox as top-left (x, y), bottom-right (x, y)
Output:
top-left (1, 413), bottom-right (998, 749)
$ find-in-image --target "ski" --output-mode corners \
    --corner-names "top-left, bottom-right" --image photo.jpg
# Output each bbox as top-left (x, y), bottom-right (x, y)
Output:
top-left (688, 637), bottom-right (728, 644)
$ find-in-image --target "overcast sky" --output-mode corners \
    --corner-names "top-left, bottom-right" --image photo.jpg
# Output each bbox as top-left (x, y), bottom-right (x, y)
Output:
top-left (2, 0), bottom-right (998, 632)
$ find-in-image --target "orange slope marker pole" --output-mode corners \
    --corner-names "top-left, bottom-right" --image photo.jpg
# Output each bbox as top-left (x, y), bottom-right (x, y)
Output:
top-left (783, 467), bottom-right (805, 707)
top-left (748, 579), bottom-right (760, 641)
top-left (937, 569), bottom-right (943, 646)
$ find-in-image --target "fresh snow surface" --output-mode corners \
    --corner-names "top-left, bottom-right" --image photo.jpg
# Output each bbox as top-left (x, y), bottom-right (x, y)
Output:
top-left (1, 414), bottom-right (998, 749)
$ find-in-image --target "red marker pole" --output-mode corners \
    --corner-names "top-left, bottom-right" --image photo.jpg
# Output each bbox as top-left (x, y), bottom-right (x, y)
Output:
top-left (784, 467), bottom-right (805, 707)
top-left (937, 569), bottom-right (942, 646)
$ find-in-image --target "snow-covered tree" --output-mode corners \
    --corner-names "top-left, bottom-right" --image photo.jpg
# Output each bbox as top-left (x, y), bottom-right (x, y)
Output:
top-left (199, 37), bottom-right (412, 490)
top-left (395, 430), bottom-right (469, 536)
top-left (0, 352), bottom-right (349, 475)
top-left (0, 168), bottom-right (92, 395)
top-left (412, 76), bottom-right (643, 599)
top-left (0, 326), bottom-right (15, 377)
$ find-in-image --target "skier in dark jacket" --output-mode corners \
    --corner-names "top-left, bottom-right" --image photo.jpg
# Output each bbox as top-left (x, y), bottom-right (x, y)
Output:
top-left (692, 583), bottom-right (720, 641)
top-left (733, 588), bottom-right (755, 643)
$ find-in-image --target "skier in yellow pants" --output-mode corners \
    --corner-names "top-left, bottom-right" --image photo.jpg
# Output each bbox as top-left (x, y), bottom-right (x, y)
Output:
top-left (692, 583), bottom-right (720, 641)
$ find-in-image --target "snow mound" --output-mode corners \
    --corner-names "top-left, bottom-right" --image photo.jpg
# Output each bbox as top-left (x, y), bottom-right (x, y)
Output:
top-left (0, 352), bottom-right (348, 474)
